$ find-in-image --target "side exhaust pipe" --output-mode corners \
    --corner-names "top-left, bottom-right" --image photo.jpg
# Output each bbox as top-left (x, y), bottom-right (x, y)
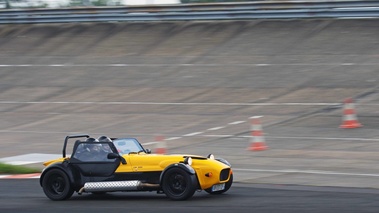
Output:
top-left (78, 180), bottom-right (160, 194)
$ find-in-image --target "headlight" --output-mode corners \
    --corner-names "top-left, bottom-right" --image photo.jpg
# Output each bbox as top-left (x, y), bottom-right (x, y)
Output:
top-left (184, 157), bottom-right (192, 166)
top-left (207, 154), bottom-right (215, 160)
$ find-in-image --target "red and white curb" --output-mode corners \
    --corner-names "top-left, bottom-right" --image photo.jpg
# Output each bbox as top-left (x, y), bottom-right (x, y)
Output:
top-left (0, 173), bottom-right (41, 179)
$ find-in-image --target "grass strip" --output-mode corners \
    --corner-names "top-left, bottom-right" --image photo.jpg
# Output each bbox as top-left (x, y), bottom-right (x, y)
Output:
top-left (0, 162), bottom-right (41, 174)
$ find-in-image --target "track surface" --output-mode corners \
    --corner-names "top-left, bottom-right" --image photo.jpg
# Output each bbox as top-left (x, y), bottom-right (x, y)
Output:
top-left (1, 180), bottom-right (379, 213)
top-left (0, 19), bottom-right (379, 211)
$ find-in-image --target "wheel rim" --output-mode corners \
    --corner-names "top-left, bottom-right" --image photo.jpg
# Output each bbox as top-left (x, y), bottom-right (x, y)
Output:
top-left (167, 172), bottom-right (187, 194)
top-left (48, 174), bottom-right (66, 195)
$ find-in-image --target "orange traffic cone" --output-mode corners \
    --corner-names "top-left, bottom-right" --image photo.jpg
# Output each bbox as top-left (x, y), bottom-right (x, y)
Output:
top-left (248, 116), bottom-right (268, 151)
top-left (340, 98), bottom-right (362, 129)
top-left (154, 135), bottom-right (167, 154)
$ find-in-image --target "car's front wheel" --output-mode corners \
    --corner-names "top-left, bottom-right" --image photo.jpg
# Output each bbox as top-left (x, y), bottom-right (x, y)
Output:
top-left (42, 169), bottom-right (74, 201)
top-left (161, 167), bottom-right (198, 200)
top-left (205, 173), bottom-right (233, 195)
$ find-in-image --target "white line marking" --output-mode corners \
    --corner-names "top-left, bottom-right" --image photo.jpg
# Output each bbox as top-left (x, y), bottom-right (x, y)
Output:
top-left (233, 168), bottom-right (379, 177)
top-left (0, 153), bottom-right (62, 164)
top-left (207, 126), bottom-right (225, 131)
top-left (160, 134), bottom-right (379, 142)
top-left (0, 129), bottom-right (375, 142)
top-left (142, 142), bottom-right (157, 145)
top-left (3, 161), bottom-right (41, 165)
top-left (0, 101), bottom-right (342, 106)
top-left (228, 121), bottom-right (246, 125)
top-left (0, 101), bottom-right (376, 106)
top-left (183, 132), bottom-right (203, 137)
top-left (265, 136), bottom-right (379, 141)
top-left (249, 115), bottom-right (263, 119)
top-left (0, 63), bottom-right (378, 67)
top-left (166, 137), bottom-right (182, 141)
top-left (202, 134), bottom-right (234, 138)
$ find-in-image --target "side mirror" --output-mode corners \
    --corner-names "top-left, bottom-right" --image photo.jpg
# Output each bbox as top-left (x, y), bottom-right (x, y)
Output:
top-left (145, 149), bottom-right (151, 154)
top-left (107, 153), bottom-right (127, 164)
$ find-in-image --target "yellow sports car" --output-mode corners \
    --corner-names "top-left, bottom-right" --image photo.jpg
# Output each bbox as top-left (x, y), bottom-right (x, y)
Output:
top-left (40, 134), bottom-right (233, 201)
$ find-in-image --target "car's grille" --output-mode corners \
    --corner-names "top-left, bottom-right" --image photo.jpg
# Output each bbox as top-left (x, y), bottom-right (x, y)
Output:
top-left (220, 168), bottom-right (230, 181)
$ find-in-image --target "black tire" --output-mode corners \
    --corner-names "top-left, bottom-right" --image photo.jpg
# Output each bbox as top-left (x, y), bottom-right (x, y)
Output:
top-left (161, 167), bottom-right (198, 201)
top-left (42, 169), bottom-right (74, 201)
top-left (205, 173), bottom-right (233, 195)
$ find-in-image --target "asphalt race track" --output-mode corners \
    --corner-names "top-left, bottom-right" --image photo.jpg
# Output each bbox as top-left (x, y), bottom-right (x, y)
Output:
top-left (0, 19), bottom-right (379, 212)
top-left (1, 180), bottom-right (379, 213)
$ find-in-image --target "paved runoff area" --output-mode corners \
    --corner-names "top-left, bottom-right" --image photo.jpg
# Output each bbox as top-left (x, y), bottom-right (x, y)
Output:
top-left (0, 19), bottom-right (379, 189)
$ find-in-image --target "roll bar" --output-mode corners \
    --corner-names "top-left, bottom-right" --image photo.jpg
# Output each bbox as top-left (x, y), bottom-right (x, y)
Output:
top-left (63, 134), bottom-right (90, 158)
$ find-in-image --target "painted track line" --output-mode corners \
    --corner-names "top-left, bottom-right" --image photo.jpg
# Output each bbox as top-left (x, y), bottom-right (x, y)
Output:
top-left (0, 101), bottom-right (341, 106)
top-left (3, 168), bottom-right (379, 179)
top-left (233, 168), bottom-right (379, 177)
top-left (0, 62), bottom-right (379, 67)
top-left (207, 126), bottom-right (225, 131)
top-left (183, 132), bottom-right (204, 137)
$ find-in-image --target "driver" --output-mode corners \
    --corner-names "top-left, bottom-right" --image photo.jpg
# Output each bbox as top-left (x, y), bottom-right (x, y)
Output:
top-left (77, 138), bottom-right (104, 161)
top-left (98, 136), bottom-right (112, 153)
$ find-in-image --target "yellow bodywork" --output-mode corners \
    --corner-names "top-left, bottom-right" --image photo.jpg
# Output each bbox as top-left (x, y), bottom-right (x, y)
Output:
top-left (43, 153), bottom-right (232, 190)
top-left (117, 153), bottom-right (232, 190)
top-left (43, 157), bottom-right (68, 167)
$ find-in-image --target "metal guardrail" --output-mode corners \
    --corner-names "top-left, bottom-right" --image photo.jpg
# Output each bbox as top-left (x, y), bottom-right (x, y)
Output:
top-left (0, 0), bottom-right (379, 24)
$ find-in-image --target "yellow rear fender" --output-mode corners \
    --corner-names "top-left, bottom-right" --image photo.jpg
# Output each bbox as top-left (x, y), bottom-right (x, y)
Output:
top-left (43, 157), bottom-right (67, 167)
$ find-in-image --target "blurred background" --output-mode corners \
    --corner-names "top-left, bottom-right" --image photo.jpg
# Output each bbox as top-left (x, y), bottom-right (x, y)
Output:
top-left (0, 0), bottom-right (258, 8)
top-left (0, 0), bottom-right (379, 188)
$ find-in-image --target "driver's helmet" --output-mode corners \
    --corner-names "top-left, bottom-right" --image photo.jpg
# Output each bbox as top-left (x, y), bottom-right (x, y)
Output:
top-left (85, 138), bottom-right (101, 153)
top-left (98, 136), bottom-right (112, 143)
top-left (98, 136), bottom-right (112, 152)
top-left (85, 137), bottom-right (99, 143)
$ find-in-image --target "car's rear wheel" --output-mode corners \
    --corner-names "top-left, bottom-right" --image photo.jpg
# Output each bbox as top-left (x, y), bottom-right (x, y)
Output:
top-left (161, 167), bottom-right (198, 200)
top-left (205, 173), bottom-right (233, 195)
top-left (42, 169), bottom-right (74, 201)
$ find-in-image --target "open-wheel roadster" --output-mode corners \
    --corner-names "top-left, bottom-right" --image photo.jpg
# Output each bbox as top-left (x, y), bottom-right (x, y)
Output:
top-left (40, 134), bottom-right (233, 201)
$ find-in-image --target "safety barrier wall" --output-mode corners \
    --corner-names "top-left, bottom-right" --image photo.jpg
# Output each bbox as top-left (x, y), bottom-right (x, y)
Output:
top-left (0, 0), bottom-right (379, 24)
